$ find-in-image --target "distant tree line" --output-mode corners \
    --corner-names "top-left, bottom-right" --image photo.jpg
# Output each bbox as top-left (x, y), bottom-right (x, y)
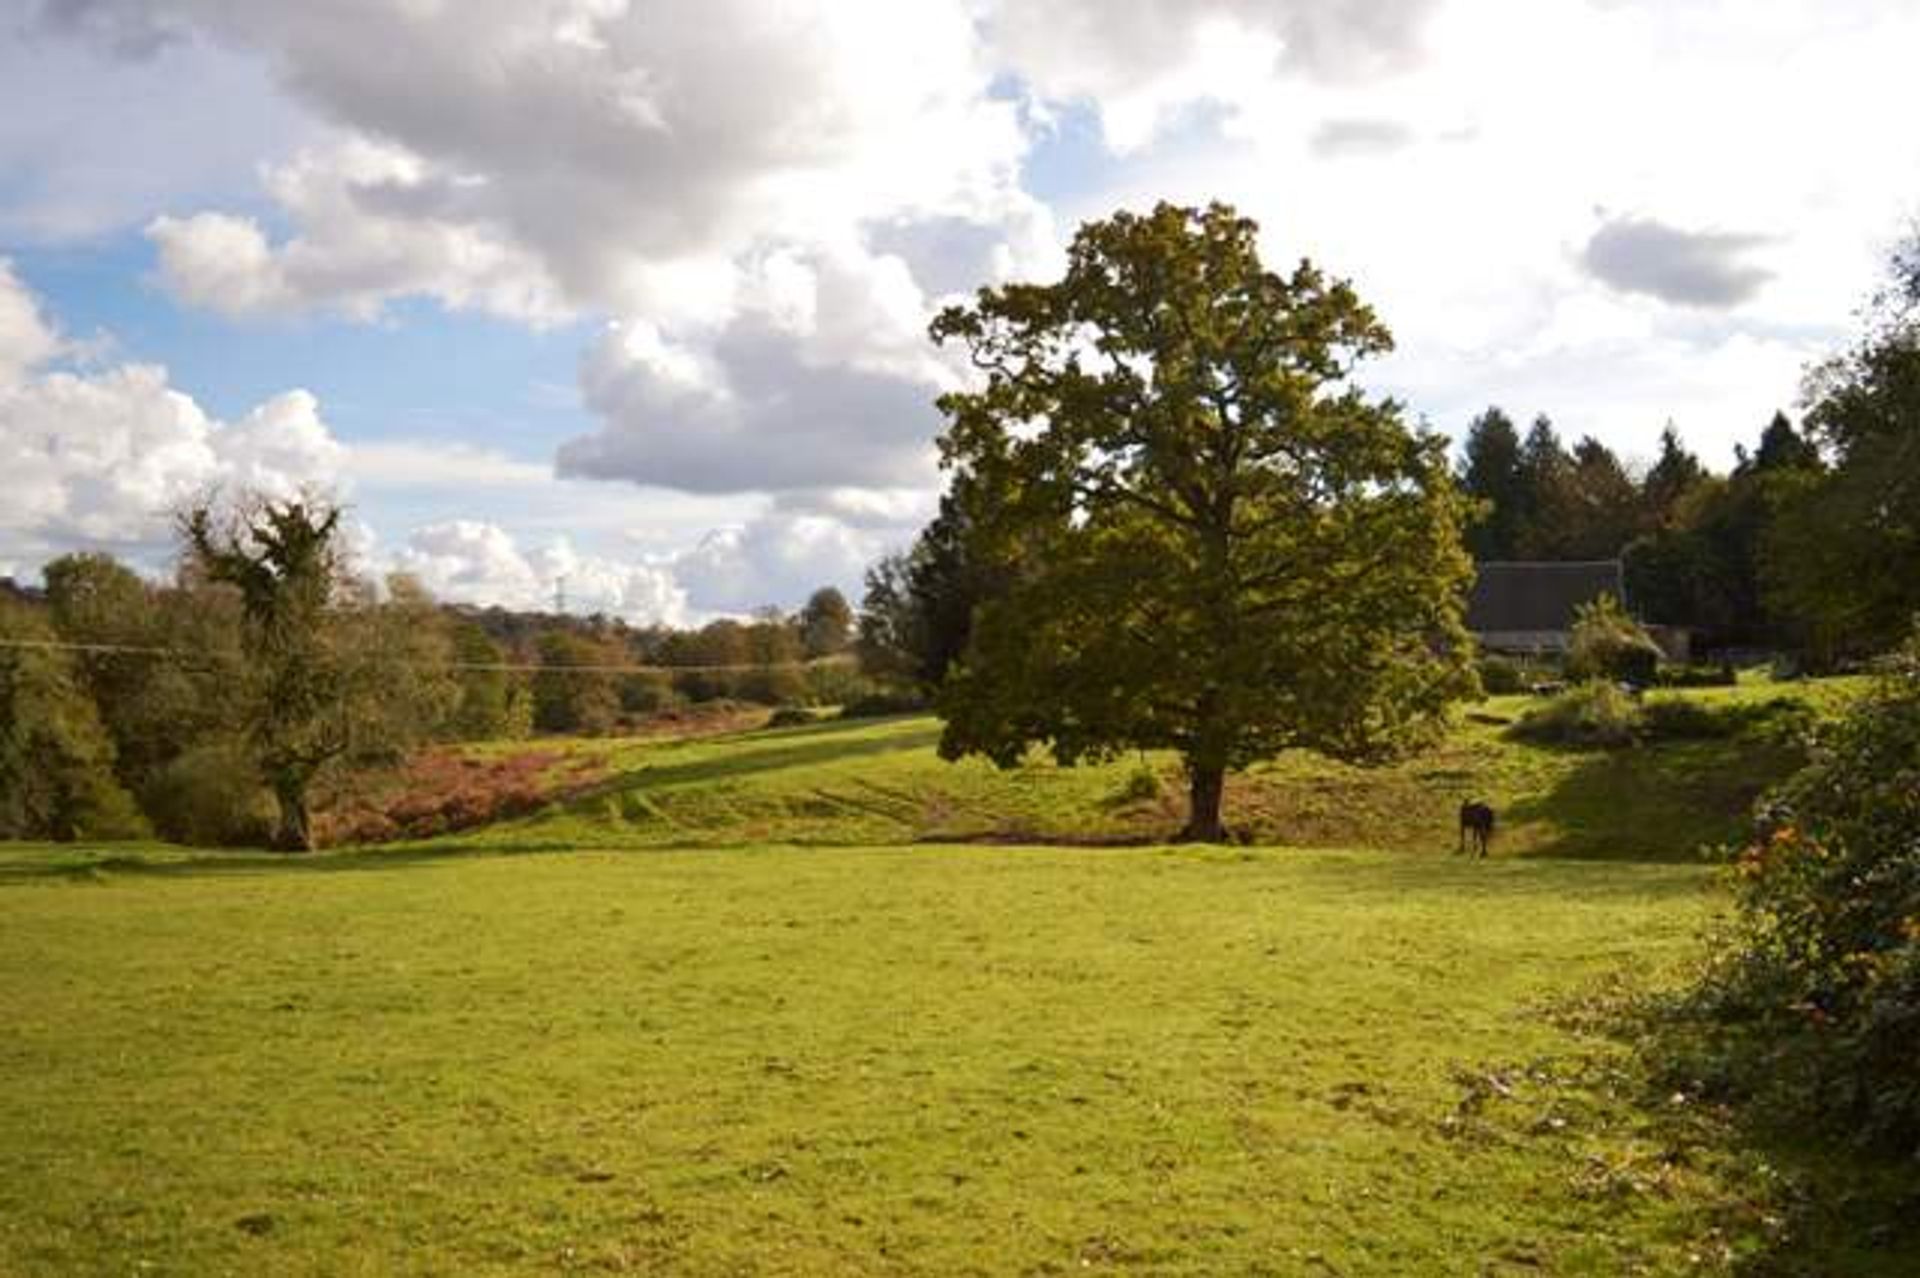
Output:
top-left (0, 497), bottom-right (861, 849)
top-left (1454, 231), bottom-right (1919, 662)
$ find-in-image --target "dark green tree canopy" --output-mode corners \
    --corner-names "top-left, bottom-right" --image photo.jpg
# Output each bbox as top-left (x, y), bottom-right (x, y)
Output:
top-left (1458, 407), bottom-right (1524, 561)
top-left (798, 586), bottom-right (855, 657)
top-left (928, 202), bottom-right (1476, 840)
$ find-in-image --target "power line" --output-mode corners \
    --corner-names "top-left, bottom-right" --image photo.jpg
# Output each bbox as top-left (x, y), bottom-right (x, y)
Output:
top-left (0, 637), bottom-right (846, 677)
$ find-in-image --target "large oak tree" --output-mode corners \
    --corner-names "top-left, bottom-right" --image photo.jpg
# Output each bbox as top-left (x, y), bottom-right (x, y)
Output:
top-left (929, 202), bottom-right (1476, 841)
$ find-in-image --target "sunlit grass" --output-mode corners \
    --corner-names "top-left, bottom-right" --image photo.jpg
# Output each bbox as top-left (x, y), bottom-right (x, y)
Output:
top-left (2, 842), bottom-right (1735, 1275)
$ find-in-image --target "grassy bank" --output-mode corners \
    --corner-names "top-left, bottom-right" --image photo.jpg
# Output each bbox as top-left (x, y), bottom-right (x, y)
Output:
top-left (395, 680), bottom-right (1856, 861)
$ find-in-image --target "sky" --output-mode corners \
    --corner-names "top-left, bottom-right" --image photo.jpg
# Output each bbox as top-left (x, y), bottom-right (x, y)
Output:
top-left (1, 0), bottom-right (1915, 624)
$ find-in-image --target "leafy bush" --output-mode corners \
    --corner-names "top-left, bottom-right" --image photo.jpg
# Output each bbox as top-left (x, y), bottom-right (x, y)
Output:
top-left (1510, 680), bottom-right (1642, 748)
top-left (142, 743), bottom-right (276, 847)
top-left (1640, 694), bottom-right (1815, 743)
top-left (1656, 662), bottom-right (1738, 689)
top-left (800, 660), bottom-right (875, 707)
top-left (1680, 632), bottom-right (1920, 1150)
top-left (735, 665), bottom-right (807, 707)
top-left (618, 671), bottom-right (678, 716)
top-left (1108, 762), bottom-right (1165, 806)
top-left (1475, 655), bottom-right (1525, 696)
top-left (1565, 593), bottom-right (1663, 686)
top-left (839, 688), bottom-right (930, 719)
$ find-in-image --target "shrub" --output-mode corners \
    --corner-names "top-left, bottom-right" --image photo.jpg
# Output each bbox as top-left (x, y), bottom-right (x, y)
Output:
top-left (1108, 762), bottom-right (1165, 806)
top-left (735, 665), bottom-right (807, 707)
top-left (1656, 662), bottom-right (1738, 689)
top-left (618, 671), bottom-right (678, 716)
top-left (838, 688), bottom-right (929, 719)
top-left (1565, 593), bottom-right (1663, 686)
top-left (1637, 695), bottom-right (1728, 740)
top-left (142, 743), bottom-right (277, 846)
top-left (1475, 655), bottom-right (1525, 696)
top-left (765, 706), bottom-right (816, 729)
top-left (1510, 680), bottom-right (1642, 748)
top-left (1639, 694), bottom-right (1816, 744)
top-left (800, 660), bottom-right (874, 707)
top-left (1677, 631), bottom-right (1920, 1150)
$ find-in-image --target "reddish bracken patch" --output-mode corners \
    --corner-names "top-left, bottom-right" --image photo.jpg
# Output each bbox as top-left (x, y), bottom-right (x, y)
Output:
top-left (318, 749), bottom-right (610, 845)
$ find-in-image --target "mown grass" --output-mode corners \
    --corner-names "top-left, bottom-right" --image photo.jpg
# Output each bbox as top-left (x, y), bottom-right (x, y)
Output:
top-left (3, 675), bottom-right (1901, 1273)
top-left (0, 841), bottom-right (1790, 1275)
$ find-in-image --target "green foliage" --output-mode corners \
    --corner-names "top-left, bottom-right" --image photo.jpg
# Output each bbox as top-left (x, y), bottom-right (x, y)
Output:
top-left (0, 600), bottom-right (148, 841)
top-left (1654, 662), bottom-right (1738, 689)
top-left (930, 201), bottom-right (1476, 840)
top-left (1475, 654), bottom-right (1526, 696)
top-left (1565, 593), bottom-right (1663, 685)
top-left (1687, 631), bottom-right (1920, 1149)
top-left (616, 669), bottom-right (677, 716)
top-left (533, 630), bottom-right (622, 734)
top-left (182, 496), bottom-right (350, 850)
top-left (1513, 680), bottom-right (1811, 752)
top-left (797, 586), bottom-right (854, 657)
top-left (1770, 318), bottom-right (1920, 656)
top-left (141, 742), bottom-right (278, 847)
top-left (1511, 680), bottom-right (1644, 749)
top-left (855, 495), bottom-right (998, 691)
top-left (1457, 407), bottom-right (1524, 560)
top-left (42, 552), bottom-right (246, 790)
top-left (797, 658), bottom-right (875, 707)
top-left (445, 620), bottom-right (527, 741)
top-left (1624, 414), bottom-right (1823, 650)
top-left (837, 688), bottom-right (931, 719)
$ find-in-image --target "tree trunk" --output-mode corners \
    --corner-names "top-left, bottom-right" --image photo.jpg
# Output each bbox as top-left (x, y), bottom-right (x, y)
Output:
top-left (272, 774), bottom-right (314, 852)
top-left (1180, 762), bottom-right (1229, 843)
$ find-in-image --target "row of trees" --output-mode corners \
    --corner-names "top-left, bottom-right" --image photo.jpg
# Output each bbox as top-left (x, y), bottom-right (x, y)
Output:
top-left (1448, 229), bottom-right (1919, 663)
top-left (2, 502), bottom-right (862, 850)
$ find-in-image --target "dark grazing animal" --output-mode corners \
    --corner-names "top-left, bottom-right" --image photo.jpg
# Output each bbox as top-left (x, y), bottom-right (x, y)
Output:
top-left (1458, 801), bottom-right (1495, 858)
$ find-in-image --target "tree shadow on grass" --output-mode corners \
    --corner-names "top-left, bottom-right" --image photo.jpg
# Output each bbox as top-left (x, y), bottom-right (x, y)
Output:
top-left (1503, 738), bottom-right (1803, 863)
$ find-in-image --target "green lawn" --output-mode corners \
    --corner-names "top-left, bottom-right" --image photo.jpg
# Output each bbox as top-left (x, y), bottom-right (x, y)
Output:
top-left (0, 840), bottom-right (1822, 1275)
top-left (2, 677), bottom-right (1902, 1274)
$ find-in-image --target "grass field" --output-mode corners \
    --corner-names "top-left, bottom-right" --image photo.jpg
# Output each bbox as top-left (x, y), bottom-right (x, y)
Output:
top-left (3, 677), bottom-right (1909, 1275)
top-left (0, 844), bottom-right (1739, 1275)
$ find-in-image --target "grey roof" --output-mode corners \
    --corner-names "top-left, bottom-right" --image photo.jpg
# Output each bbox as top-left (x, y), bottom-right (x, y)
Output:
top-left (1465, 560), bottom-right (1624, 634)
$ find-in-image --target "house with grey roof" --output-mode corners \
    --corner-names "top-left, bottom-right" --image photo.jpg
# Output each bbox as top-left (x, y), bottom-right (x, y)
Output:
top-left (1465, 560), bottom-right (1626, 654)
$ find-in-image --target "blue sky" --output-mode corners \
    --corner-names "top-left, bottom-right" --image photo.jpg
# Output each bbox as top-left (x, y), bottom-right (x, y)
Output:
top-left (3, 0), bottom-right (1916, 620)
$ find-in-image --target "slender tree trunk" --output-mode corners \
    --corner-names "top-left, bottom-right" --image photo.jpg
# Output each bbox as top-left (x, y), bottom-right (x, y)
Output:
top-left (1180, 762), bottom-right (1229, 843)
top-left (272, 773), bottom-right (314, 852)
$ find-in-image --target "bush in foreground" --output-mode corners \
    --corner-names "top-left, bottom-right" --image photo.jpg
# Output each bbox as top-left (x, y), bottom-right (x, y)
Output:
top-left (1676, 630), bottom-right (1920, 1151)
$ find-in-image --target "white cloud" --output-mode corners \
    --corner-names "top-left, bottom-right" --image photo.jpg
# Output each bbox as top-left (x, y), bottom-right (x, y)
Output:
top-left (987, 0), bottom-right (1443, 150)
top-left (557, 241), bottom-right (961, 494)
top-left (0, 261), bottom-right (61, 383)
top-left (0, 264), bottom-right (347, 569)
top-left (395, 519), bottom-right (690, 626)
top-left (24, 0), bottom-right (1920, 553)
